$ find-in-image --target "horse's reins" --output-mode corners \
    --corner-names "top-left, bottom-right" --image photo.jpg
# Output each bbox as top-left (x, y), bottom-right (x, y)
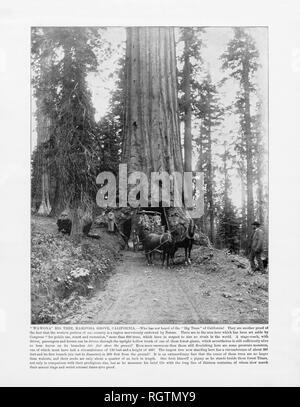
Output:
top-left (144, 225), bottom-right (194, 256)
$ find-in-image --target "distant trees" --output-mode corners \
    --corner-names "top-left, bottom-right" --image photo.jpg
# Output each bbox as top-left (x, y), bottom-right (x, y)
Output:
top-left (215, 141), bottom-right (241, 252)
top-left (177, 26), bottom-right (266, 251)
top-left (96, 57), bottom-right (125, 175)
top-left (178, 28), bottom-right (204, 172)
top-left (221, 28), bottom-right (260, 248)
top-left (194, 72), bottom-right (224, 243)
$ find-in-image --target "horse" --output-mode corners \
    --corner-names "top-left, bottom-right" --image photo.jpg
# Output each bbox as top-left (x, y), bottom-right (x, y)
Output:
top-left (143, 232), bottom-right (173, 266)
top-left (169, 219), bottom-right (196, 265)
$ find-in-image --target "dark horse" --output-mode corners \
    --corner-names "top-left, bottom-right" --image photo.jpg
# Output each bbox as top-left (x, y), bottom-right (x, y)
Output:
top-left (169, 219), bottom-right (196, 265)
top-left (143, 232), bottom-right (173, 266)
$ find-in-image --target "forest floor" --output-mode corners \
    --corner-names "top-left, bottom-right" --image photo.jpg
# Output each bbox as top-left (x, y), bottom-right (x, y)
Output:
top-left (31, 215), bottom-right (123, 324)
top-left (31, 216), bottom-right (268, 324)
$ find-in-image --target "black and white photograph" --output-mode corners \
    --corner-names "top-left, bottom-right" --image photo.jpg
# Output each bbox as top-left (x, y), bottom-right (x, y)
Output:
top-left (2, 0), bottom-right (300, 389)
top-left (30, 26), bottom-right (268, 325)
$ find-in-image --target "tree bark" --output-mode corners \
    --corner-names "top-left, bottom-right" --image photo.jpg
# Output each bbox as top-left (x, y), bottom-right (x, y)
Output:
top-left (183, 29), bottom-right (192, 172)
top-left (36, 99), bottom-right (52, 216)
top-left (70, 207), bottom-right (81, 244)
top-left (257, 172), bottom-right (264, 225)
top-left (243, 63), bottom-right (254, 246)
top-left (35, 39), bottom-right (52, 216)
top-left (122, 27), bottom-right (183, 178)
top-left (256, 127), bottom-right (264, 226)
top-left (197, 125), bottom-right (206, 232)
top-left (207, 96), bottom-right (214, 243)
top-left (237, 165), bottom-right (247, 252)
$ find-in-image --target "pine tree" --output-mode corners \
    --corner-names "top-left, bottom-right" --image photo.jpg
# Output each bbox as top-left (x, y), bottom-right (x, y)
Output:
top-left (221, 28), bottom-right (259, 248)
top-left (216, 141), bottom-right (241, 252)
top-left (178, 28), bottom-right (204, 172)
top-left (252, 97), bottom-right (266, 226)
top-left (96, 56), bottom-right (125, 175)
top-left (194, 72), bottom-right (224, 243)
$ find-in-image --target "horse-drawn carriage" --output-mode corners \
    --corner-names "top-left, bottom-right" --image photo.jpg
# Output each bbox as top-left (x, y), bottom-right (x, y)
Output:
top-left (131, 209), bottom-right (201, 266)
top-left (93, 206), bottom-right (209, 266)
top-left (132, 210), bottom-right (165, 252)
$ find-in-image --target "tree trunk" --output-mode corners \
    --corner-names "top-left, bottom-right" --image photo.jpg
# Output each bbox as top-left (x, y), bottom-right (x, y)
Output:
top-left (35, 40), bottom-right (52, 216)
top-left (197, 125), bottom-right (206, 232)
top-left (183, 29), bottom-right (192, 172)
top-left (257, 174), bottom-right (264, 225)
top-left (243, 63), bottom-right (254, 245)
top-left (37, 171), bottom-right (51, 215)
top-left (50, 173), bottom-right (65, 217)
top-left (223, 145), bottom-right (230, 213)
top-left (36, 100), bottom-right (52, 216)
top-left (240, 170), bottom-right (247, 252)
top-left (207, 99), bottom-right (214, 243)
top-left (70, 207), bottom-right (81, 244)
top-left (256, 128), bottom-right (264, 226)
top-left (122, 27), bottom-right (183, 177)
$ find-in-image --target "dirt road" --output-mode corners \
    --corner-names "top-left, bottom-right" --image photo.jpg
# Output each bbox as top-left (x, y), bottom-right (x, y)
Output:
top-left (61, 249), bottom-right (268, 324)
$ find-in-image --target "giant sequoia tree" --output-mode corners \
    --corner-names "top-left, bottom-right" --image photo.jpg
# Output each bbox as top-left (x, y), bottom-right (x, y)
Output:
top-left (53, 28), bottom-right (102, 240)
top-left (122, 27), bottom-right (183, 178)
top-left (31, 29), bottom-right (58, 215)
top-left (32, 27), bottom-right (106, 240)
top-left (35, 97), bottom-right (52, 216)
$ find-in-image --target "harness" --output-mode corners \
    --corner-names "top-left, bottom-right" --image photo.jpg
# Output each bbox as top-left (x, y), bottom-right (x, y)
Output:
top-left (144, 232), bottom-right (172, 255)
top-left (169, 222), bottom-right (195, 243)
top-left (137, 211), bottom-right (195, 254)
